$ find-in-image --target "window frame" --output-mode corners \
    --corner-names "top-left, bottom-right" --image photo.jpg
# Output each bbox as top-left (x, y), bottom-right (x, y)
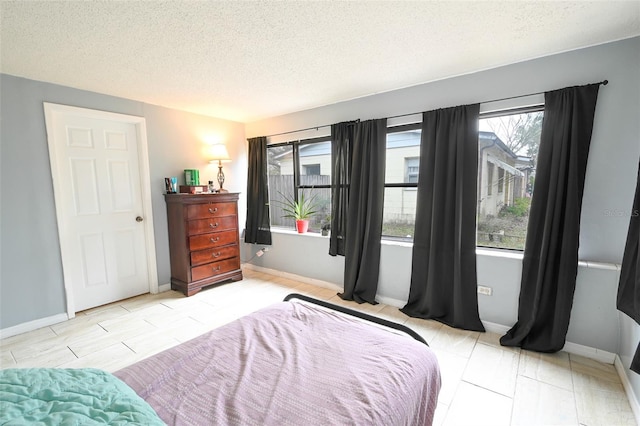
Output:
top-left (384, 123), bottom-right (421, 191)
top-left (382, 123), bottom-right (421, 241)
top-left (477, 104), bottom-right (545, 252)
top-left (267, 136), bottom-right (332, 232)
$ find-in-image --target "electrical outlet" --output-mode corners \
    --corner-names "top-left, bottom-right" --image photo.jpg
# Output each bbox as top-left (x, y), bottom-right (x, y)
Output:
top-left (262, 247), bottom-right (270, 252)
top-left (477, 285), bottom-right (492, 296)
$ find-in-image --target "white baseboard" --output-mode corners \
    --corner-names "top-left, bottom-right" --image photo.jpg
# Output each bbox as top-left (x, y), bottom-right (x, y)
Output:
top-left (377, 295), bottom-right (406, 308)
top-left (0, 313), bottom-right (68, 340)
top-left (615, 354), bottom-right (640, 425)
top-left (242, 263), bottom-right (342, 292)
top-left (562, 341), bottom-right (616, 364)
top-left (482, 321), bottom-right (511, 335)
top-left (481, 322), bottom-right (617, 364)
top-left (1, 285), bottom-right (174, 340)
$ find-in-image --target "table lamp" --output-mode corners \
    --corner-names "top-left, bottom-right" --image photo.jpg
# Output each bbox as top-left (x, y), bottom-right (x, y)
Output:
top-left (209, 144), bottom-right (231, 193)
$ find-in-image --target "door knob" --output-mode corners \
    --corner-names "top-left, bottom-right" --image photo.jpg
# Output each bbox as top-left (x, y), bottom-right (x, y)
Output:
top-left (136, 216), bottom-right (144, 222)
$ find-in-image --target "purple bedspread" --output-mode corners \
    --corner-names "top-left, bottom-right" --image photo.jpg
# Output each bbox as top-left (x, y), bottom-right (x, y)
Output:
top-left (115, 301), bottom-right (441, 425)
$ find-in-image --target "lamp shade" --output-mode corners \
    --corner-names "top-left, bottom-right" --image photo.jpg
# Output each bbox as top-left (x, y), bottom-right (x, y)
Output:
top-left (208, 144), bottom-right (231, 162)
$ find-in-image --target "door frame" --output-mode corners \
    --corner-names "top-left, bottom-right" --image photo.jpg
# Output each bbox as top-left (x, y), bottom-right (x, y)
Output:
top-left (43, 102), bottom-right (159, 319)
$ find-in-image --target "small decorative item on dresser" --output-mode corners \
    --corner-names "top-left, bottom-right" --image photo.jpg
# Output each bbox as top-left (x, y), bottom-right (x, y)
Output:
top-left (179, 185), bottom-right (208, 194)
top-left (208, 181), bottom-right (216, 193)
top-left (184, 169), bottom-right (200, 186)
top-left (165, 177), bottom-right (178, 193)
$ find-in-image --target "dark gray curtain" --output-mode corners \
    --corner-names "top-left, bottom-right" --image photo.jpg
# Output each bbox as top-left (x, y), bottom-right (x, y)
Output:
top-left (618, 161), bottom-right (640, 372)
top-left (339, 119), bottom-right (387, 304)
top-left (244, 136), bottom-right (272, 245)
top-left (500, 83), bottom-right (601, 352)
top-left (401, 104), bottom-right (484, 332)
top-left (329, 122), bottom-right (355, 256)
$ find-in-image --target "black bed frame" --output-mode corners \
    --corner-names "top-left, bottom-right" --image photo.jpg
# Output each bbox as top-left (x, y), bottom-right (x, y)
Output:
top-left (283, 293), bottom-right (428, 346)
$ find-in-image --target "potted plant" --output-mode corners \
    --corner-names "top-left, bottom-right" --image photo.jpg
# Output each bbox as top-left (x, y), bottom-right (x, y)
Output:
top-left (321, 214), bottom-right (331, 236)
top-left (278, 191), bottom-right (318, 233)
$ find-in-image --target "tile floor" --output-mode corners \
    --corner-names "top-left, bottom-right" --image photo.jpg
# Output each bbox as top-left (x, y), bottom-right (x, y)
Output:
top-left (0, 269), bottom-right (636, 425)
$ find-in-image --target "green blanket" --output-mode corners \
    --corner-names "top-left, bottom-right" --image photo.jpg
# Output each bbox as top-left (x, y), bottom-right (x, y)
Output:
top-left (0, 368), bottom-right (165, 425)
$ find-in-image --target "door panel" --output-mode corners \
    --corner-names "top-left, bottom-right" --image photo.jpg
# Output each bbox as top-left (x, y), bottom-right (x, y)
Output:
top-left (70, 158), bottom-right (100, 215)
top-left (107, 159), bottom-right (134, 212)
top-left (79, 232), bottom-right (108, 288)
top-left (46, 106), bottom-right (152, 312)
top-left (114, 228), bottom-right (138, 279)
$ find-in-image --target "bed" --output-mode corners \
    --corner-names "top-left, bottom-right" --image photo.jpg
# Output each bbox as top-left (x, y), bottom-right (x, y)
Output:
top-left (0, 367), bottom-right (164, 424)
top-left (1, 294), bottom-right (441, 425)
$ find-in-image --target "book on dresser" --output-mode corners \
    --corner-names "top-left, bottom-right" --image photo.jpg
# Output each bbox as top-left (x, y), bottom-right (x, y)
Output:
top-left (164, 192), bottom-right (243, 296)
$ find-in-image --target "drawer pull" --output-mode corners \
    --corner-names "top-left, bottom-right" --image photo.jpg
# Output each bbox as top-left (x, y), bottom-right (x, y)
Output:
top-left (208, 207), bottom-right (218, 214)
top-left (209, 222), bottom-right (219, 229)
top-left (212, 252), bottom-right (221, 258)
top-left (212, 265), bottom-right (221, 272)
top-left (210, 236), bottom-right (220, 243)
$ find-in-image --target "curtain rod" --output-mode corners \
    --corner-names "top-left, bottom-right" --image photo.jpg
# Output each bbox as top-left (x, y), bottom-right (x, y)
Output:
top-left (480, 79), bottom-right (608, 108)
top-left (387, 80), bottom-right (609, 121)
top-left (263, 80), bottom-right (608, 138)
top-left (264, 124), bottom-right (330, 138)
top-left (264, 119), bottom-right (359, 138)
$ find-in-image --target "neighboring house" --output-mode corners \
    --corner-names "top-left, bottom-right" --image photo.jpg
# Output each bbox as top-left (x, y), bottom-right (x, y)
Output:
top-left (276, 143), bottom-right (332, 176)
top-left (478, 131), bottom-right (533, 217)
top-left (272, 130), bottom-right (532, 223)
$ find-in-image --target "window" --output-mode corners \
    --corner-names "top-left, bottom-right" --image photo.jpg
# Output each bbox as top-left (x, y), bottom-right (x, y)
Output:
top-left (267, 138), bottom-right (331, 233)
top-left (405, 157), bottom-right (419, 183)
top-left (264, 105), bottom-right (542, 249)
top-left (303, 164), bottom-right (321, 176)
top-left (487, 162), bottom-right (494, 196)
top-left (477, 109), bottom-right (543, 250)
top-left (497, 168), bottom-right (505, 193)
top-left (383, 124), bottom-right (421, 240)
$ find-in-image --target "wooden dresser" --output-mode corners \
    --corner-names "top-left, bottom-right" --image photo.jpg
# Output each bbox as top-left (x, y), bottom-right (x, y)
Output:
top-left (164, 192), bottom-right (242, 296)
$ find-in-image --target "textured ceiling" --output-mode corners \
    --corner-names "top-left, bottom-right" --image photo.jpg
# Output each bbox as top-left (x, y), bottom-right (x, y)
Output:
top-left (1, 1), bottom-right (639, 123)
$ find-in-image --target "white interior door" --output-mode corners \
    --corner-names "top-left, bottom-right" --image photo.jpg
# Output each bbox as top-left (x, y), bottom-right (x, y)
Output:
top-left (44, 103), bottom-right (158, 314)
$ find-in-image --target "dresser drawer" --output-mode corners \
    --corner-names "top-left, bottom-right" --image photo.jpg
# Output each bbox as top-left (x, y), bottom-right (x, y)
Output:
top-left (191, 257), bottom-right (240, 282)
top-left (191, 245), bottom-right (239, 267)
top-left (188, 216), bottom-right (237, 236)
top-left (186, 203), bottom-right (237, 220)
top-left (189, 230), bottom-right (238, 251)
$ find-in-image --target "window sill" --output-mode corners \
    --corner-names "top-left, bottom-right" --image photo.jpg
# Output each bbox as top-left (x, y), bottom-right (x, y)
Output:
top-left (381, 239), bottom-right (413, 248)
top-left (269, 229), bottom-right (527, 261)
top-left (265, 229), bottom-right (619, 270)
top-left (270, 227), bottom-right (328, 239)
top-left (385, 240), bottom-right (527, 262)
top-left (476, 247), bottom-right (524, 260)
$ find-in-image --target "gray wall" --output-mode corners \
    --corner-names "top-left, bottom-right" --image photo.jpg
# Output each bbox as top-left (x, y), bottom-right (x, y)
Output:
top-left (244, 37), bottom-right (640, 356)
top-left (0, 74), bottom-right (246, 329)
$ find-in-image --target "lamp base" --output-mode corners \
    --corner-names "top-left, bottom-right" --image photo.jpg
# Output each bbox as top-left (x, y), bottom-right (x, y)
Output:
top-left (216, 188), bottom-right (229, 194)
